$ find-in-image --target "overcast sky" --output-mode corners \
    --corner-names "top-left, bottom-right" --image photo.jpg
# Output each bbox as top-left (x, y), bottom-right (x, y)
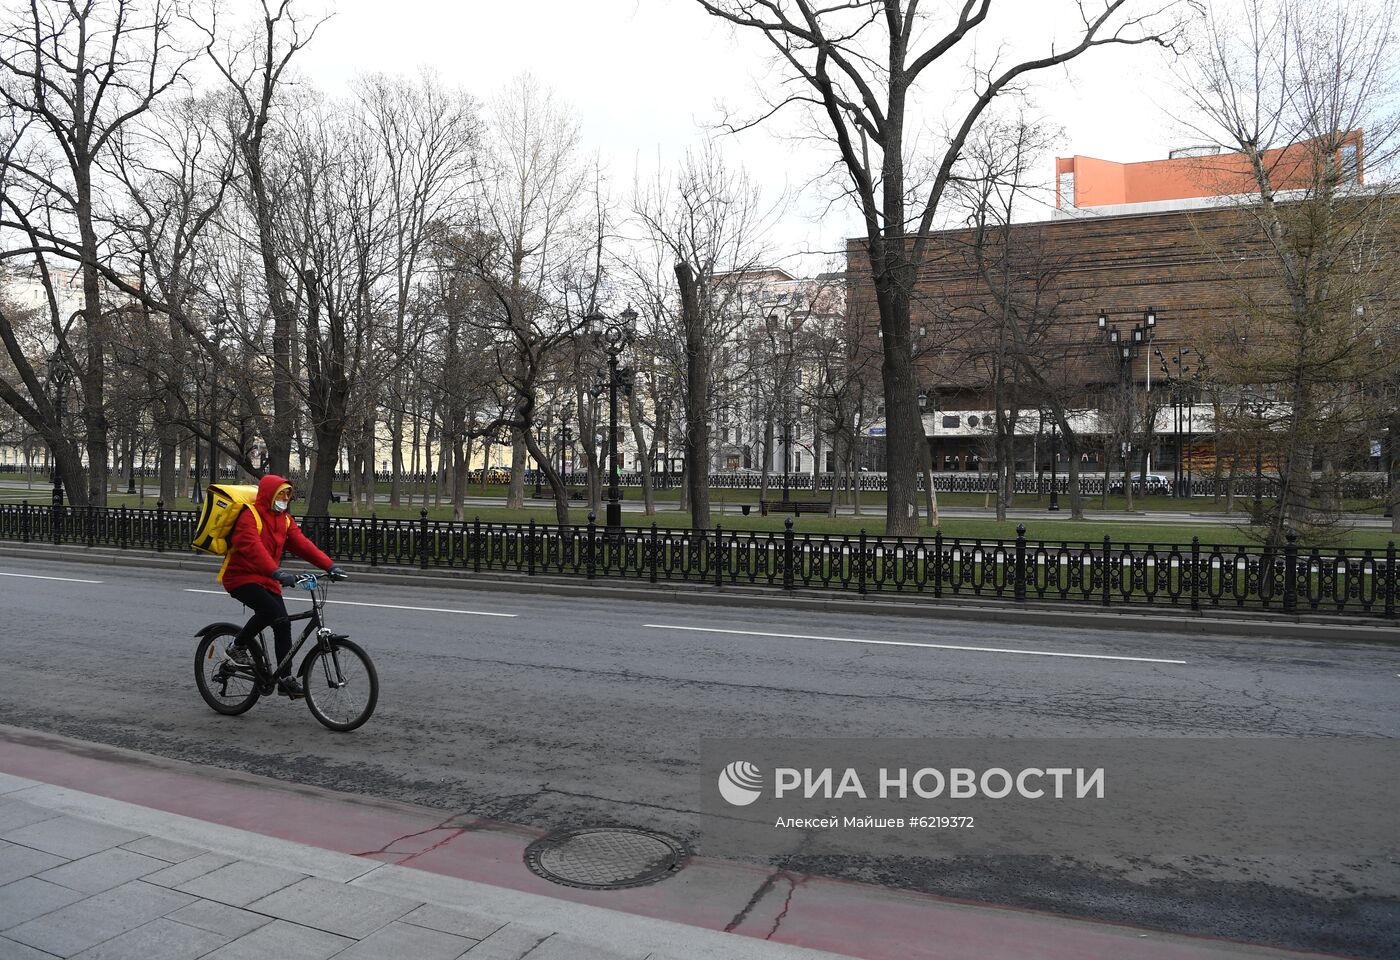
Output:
top-left (294, 0), bottom-right (1197, 274)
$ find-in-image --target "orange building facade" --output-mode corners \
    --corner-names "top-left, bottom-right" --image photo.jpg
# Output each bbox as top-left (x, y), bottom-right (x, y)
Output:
top-left (1055, 132), bottom-right (1363, 212)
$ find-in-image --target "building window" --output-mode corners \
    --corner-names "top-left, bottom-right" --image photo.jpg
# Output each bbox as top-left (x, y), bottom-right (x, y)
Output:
top-left (967, 415), bottom-right (980, 428)
top-left (942, 415), bottom-right (960, 429)
top-left (1341, 143), bottom-right (1360, 182)
top-left (1058, 171), bottom-right (1075, 209)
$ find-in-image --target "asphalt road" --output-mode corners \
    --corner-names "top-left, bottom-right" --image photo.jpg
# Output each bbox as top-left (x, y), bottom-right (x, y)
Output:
top-left (0, 553), bottom-right (1397, 956)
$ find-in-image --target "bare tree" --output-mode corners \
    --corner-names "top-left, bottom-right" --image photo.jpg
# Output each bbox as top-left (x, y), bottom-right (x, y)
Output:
top-left (0, 0), bottom-right (196, 505)
top-left (633, 141), bottom-right (774, 529)
top-left (356, 71), bottom-right (481, 509)
top-left (198, 0), bottom-right (325, 477)
top-left (695, 0), bottom-right (1185, 533)
top-left (1176, 0), bottom-right (1400, 545)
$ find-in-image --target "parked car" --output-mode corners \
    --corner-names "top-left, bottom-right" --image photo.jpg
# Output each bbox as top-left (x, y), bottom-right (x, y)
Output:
top-left (1108, 473), bottom-right (1173, 495)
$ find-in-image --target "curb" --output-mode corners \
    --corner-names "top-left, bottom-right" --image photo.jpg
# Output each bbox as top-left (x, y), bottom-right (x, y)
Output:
top-left (2, 540), bottom-right (1397, 644)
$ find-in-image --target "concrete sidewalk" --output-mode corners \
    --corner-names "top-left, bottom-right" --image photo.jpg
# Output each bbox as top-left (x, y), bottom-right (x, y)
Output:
top-left (0, 728), bottom-right (1350, 960)
top-left (0, 766), bottom-right (846, 960)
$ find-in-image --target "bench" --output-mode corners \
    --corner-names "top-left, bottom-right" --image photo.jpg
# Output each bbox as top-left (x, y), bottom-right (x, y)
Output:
top-left (759, 498), bottom-right (830, 517)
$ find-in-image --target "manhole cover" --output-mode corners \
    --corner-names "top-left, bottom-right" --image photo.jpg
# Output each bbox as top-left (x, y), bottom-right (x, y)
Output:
top-left (523, 827), bottom-right (689, 890)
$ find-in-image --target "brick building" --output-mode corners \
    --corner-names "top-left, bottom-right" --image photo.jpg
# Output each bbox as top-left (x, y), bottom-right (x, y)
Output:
top-left (844, 136), bottom-right (1371, 477)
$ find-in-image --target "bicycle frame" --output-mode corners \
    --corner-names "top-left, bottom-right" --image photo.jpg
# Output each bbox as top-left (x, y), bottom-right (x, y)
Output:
top-left (239, 578), bottom-right (347, 690)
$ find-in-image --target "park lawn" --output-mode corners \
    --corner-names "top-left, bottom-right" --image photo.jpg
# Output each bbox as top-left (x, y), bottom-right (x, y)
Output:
top-left (326, 503), bottom-right (1397, 549)
top-left (64, 491), bottom-right (1398, 549)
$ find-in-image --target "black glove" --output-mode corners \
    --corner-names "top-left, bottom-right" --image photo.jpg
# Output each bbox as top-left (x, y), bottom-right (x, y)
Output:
top-left (327, 564), bottom-right (348, 581)
top-left (274, 569), bottom-right (300, 587)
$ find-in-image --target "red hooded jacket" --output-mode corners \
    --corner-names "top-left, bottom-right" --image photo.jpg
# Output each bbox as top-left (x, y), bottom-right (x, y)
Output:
top-left (220, 474), bottom-right (333, 594)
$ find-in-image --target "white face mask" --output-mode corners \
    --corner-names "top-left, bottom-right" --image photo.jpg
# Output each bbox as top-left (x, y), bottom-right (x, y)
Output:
top-left (273, 499), bottom-right (289, 513)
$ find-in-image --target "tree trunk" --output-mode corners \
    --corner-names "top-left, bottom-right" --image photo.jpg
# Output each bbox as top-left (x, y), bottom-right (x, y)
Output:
top-left (507, 429), bottom-right (526, 508)
top-left (627, 387), bottom-right (655, 515)
top-left (675, 262), bottom-right (711, 530)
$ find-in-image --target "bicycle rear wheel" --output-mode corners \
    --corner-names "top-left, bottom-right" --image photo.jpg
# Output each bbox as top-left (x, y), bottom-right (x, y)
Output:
top-left (195, 628), bottom-right (261, 715)
top-left (301, 637), bottom-right (377, 732)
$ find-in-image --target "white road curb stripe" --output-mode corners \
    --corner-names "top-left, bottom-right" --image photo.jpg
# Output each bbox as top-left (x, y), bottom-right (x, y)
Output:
top-left (645, 624), bottom-right (1188, 664)
top-left (0, 570), bottom-right (102, 584)
top-left (183, 588), bottom-right (516, 617)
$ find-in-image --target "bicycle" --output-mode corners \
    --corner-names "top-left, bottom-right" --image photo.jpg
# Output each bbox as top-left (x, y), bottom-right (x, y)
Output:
top-left (193, 571), bottom-right (378, 732)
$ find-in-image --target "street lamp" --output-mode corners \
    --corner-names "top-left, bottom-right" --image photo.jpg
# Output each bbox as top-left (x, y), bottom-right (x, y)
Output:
top-left (1048, 415), bottom-right (1060, 511)
top-left (48, 348), bottom-right (71, 509)
top-left (588, 306), bottom-right (636, 529)
top-left (1097, 309), bottom-right (1155, 501)
top-left (1155, 346), bottom-right (1202, 498)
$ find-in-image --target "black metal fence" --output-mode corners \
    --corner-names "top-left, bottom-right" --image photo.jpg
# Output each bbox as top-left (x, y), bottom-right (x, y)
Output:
top-left (0, 500), bottom-right (1394, 619)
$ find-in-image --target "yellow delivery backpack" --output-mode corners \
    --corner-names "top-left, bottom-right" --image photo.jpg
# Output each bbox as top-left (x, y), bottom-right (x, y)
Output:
top-left (190, 483), bottom-right (288, 581)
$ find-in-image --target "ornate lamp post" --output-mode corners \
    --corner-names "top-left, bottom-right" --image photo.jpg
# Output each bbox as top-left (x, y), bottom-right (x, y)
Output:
top-left (1048, 415), bottom-right (1060, 512)
top-left (587, 307), bottom-right (636, 530)
top-left (1154, 346), bottom-right (1201, 498)
top-left (49, 349), bottom-right (71, 509)
top-left (1097, 308), bottom-right (1155, 499)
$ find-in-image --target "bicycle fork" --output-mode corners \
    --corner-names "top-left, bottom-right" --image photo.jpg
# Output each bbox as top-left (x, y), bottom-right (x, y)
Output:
top-left (315, 628), bottom-right (350, 689)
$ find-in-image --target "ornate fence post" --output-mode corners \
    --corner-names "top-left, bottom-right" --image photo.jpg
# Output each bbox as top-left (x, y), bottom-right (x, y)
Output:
top-left (714, 523), bottom-right (723, 588)
top-left (859, 529), bottom-right (868, 596)
top-left (156, 500), bottom-right (165, 552)
top-left (370, 511), bottom-right (379, 567)
top-left (1283, 528), bottom-right (1299, 615)
top-left (1101, 534), bottom-right (1112, 607)
top-left (22, 500), bottom-right (30, 544)
top-left (933, 529), bottom-right (942, 599)
top-left (586, 512), bottom-right (597, 580)
top-left (472, 517), bottom-right (482, 573)
top-left (86, 504), bottom-right (95, 547)
top-left (51, 503), bottom-right (61, 546)
top-left (649, 522), bottom-right (659, 584)
top-left (1386, 540), bottom-right (1396, 619)
top-left (419, 508), bottom-right (430, 569)
top-left (1014, 523), bottom-right (1027, 602)
top-left (528, 519), bottom-right (536, 577)
top-left (783, 517), bottom-right (795, 592)
top-left (1190, 536), bottom-right (1201, 611)
top-left (119, 505), bottom-right (128, 550)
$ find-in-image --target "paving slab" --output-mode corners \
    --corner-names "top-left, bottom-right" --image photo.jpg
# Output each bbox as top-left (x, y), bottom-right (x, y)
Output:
top-left (399, 902), bottom-right (505, 941)
top-left (0, 818), bottom-right (141, 861)
top-left (0, 803), bottom-right (58, 835)
top-left (0, 774), bottom-right (36, 796)
top-left (35, 849), bottom-right (166, 895)
top-left (66, 917), bottom-right (229, 960)
top-left (3, 879), bottom-right (193, 957)
top-left (524, 935), bottom-right (650, 960)
top-left (0, 878), bottom-right (85, 931)
top-left (0, 847), bottom-right (65, 888)
top-left (164, 899), bottom-right (271, 939)
top-left (330, 919), bottom-right (476, 960)
top-left (140, 853), bottom-right (235, 889)
top-left (244, 876), bottom-right (418, 940)
top-left (196, 918), bottom-right (353, 960)
top-left (0, 935), bottom-right (63, 958)
top-left (172, 860), bottom-right (304, 908)
top-left (118, 838), bottom-right (202, 865)
top-left (459, 923), bottom-right (552, 959)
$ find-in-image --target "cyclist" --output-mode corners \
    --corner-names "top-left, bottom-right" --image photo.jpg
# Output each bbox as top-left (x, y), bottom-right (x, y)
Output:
top-left (221, 474), bottom-right (344, 698)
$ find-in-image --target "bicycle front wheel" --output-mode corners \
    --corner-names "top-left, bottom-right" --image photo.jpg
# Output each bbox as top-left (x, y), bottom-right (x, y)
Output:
top-left (195, 628), bottom-right (261, 716)
top-left (301, 637), bottom-right (378, 732)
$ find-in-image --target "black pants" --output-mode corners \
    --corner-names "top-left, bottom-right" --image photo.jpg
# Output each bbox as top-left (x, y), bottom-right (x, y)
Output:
top-left (229, 584), bottom-right (293, 678)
